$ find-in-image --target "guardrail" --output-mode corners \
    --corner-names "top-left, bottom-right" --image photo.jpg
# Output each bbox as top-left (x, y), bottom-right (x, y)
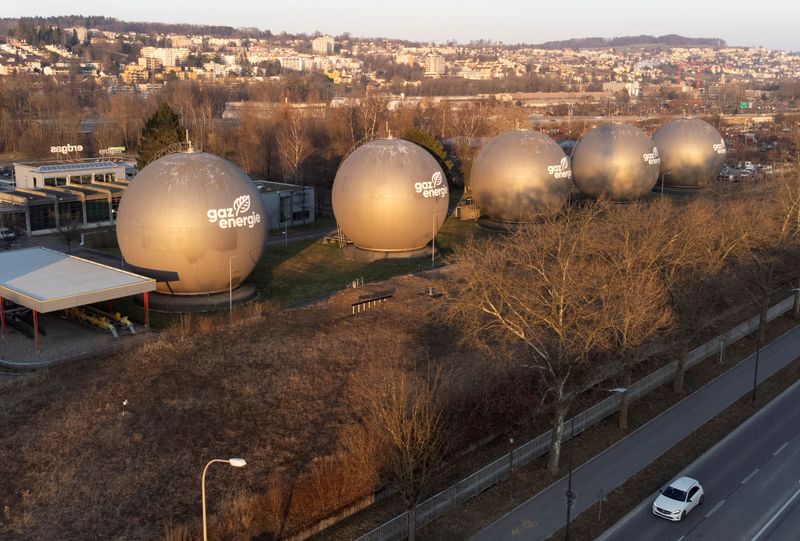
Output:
top-left (355, 294), bottom-right (797, 541)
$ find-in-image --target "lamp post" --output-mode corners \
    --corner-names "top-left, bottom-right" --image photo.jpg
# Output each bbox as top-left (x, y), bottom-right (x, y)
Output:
top-left (751, 326), bottom-right (762, 403)
top-left (228, 255), bottom-right (238, 320)
top-left (752, 302), bottom-right (770, 403)
top-left (565, 387), bottom-right (626, 540)
top-left (659, 171), bottom-right (671, 197)
top-left (202, 458), bottom-right (247, 541)
top-left (509, 437), bottom-right (515, 495)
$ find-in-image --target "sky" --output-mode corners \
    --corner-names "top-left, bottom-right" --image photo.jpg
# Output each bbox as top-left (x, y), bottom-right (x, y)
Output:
top-left (8, 1), bottom-right (800, 51)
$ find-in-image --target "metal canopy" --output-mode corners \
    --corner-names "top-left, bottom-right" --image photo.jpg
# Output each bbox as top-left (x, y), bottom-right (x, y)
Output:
top-left (0, 247), bottom-right (156, 313)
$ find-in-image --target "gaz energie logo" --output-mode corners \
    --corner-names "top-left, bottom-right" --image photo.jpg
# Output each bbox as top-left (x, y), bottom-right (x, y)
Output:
top-left (207, 194), bottom-right (262, 229)
top-left (643, 147), bottom-right (661, 165)
top-left (547, 157), bottom-right (572, 179)
top-left (712, 139), bottom-right (726, 155)
top-left (415, 171), bottom-right (448, 198)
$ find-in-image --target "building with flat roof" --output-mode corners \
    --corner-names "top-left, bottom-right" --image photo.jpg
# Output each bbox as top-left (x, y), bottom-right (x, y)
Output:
top-left (254, 181), bottom-right (315, 229)
top-left (13, 159), bottom-right (130, 190)
top-left (0, 158), bottom-right (316, 237)
top-left (0, 158), bottom-right (133, 236)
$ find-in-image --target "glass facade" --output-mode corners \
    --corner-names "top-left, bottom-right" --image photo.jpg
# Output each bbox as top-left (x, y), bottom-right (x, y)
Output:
top-left (85, 200), bottom-right (110, 223)
top-left (69, 175), bottom-right (93, 185)
top-left (58, 201), bottom-right (84, 225)
top-left (0, 211), bottom-right (26, 234)
top-left (29, 205), bottom-right (56, 232)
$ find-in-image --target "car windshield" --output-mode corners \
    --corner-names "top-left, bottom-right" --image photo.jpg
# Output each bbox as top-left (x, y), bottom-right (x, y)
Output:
top-left (662, 486), bottom-right (687, 501)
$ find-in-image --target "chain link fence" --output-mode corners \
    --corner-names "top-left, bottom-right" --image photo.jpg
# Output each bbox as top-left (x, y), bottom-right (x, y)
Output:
top-left (356, 295), bottom-right (797, 541)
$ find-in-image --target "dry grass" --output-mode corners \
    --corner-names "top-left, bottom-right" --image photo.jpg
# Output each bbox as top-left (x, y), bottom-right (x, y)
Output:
top-left (0, 273), bottom-right (486, 541)
top-left (2, 255), bottom-right (797, 541)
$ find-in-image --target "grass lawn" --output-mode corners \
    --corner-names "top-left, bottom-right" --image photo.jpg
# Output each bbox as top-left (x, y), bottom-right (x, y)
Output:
top-left (254, 239), bottom-right (429, 305)
top-left (254, 215), bottom-right (483, 306)
top-left (82, 213), bottom-right (484, 318)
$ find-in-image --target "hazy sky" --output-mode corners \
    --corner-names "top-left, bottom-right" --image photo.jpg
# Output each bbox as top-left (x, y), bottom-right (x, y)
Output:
top-left (9, 1), bottom-right (800, 51)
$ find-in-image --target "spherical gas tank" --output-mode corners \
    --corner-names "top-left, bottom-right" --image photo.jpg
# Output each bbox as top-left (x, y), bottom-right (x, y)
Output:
top-left (470, 131), bottom-right (573, 223)
top-left (653, 119), bottom-right (727, 189)
top-left (116, 151), bottom-right (267, 295)
top-left (571, 124), bottom-right (660, 200)
top-left (332, 139), bottom-right (448, 252)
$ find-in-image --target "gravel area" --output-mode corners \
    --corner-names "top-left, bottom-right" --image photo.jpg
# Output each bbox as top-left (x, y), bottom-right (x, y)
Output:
top-left (0, 312), bottom-right (155, 367)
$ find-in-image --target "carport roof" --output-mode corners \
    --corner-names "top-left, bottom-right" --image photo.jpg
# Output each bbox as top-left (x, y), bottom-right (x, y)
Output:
top-left (0, 247), bottom-right (156, 313)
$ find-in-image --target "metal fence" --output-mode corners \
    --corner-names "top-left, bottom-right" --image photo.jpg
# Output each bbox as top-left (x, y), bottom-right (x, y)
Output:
top-left (356, 295), bottom-right (797, 541)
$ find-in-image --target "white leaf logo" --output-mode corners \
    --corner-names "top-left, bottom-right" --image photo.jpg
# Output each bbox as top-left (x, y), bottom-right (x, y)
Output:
top-left (432, 171), bottom-right (443, 186)
top-left (560, 157), bottom-right (569, 170)
top-left (653, 146), bottom-right (659, 157)
top-left (233, 195), bottom-right (250, 216)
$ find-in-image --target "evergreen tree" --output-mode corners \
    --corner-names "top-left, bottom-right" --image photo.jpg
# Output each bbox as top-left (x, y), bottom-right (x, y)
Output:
top-left (136, 103), bottom-right (185, 169)
top-left (402, 127), bottom-right (453, 180)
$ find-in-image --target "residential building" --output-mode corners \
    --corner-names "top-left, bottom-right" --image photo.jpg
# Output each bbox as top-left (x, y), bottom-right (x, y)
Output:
top-left (312, 35), bottom-right (335, 55)
top-left (424, 54), bottom-right (445, 78)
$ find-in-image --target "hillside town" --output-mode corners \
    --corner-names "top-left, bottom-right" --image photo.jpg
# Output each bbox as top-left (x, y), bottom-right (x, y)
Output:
top-left (2, 20), bottom-right (800, 106)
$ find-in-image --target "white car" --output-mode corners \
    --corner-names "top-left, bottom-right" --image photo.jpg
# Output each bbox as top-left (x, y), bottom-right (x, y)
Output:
top-left (652, 476), bottom-right (704, 521)
top-left (0, 227), bottom-right (15, 241)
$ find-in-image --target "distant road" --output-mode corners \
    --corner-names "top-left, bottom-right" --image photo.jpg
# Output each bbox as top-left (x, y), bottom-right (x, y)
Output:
top-left (598, 376), bottom-right (800, 541)
top-left (527, 111), bottom-right (783, 127)
top-left (470, 325), bottom-right (800, 541)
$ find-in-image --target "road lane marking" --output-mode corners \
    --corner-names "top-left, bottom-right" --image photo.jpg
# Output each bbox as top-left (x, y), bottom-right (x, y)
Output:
top-left (706, 499), bottom-right (726, 518)
top-left (676, 536), bottom-right (685, 541)
top-left (742, 468), bottom-right (760, 484)
top-left (773, 442), bottom-right (789, 456)
top-left (751, 482), bottom-right (800, 541)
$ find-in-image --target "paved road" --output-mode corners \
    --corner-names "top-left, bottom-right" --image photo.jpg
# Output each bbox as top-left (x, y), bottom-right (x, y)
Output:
top-left (598, 377), bottom-right (800, 541)
top-left (470, 325), bottom-right (800, 541)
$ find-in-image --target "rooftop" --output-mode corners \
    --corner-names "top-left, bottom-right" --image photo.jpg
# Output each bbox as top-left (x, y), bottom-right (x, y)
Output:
top-left (669, 477), bottom-right (699, 491)
top-left (0, 247), bottom-right (156, 313)
top-left (33, 161), bottom-right (122, 173)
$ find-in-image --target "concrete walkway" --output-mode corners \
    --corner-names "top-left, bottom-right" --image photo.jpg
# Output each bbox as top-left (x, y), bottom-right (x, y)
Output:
top-left (471, 325), bottom-right (800, 541)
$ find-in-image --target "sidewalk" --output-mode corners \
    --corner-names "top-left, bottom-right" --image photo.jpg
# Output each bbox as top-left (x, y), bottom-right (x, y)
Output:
top-left (471, 325), bottom-right (800, 541)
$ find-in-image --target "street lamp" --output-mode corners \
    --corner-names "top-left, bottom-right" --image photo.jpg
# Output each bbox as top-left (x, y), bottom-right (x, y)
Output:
top-left (228, 255), bottom-right (238, 319)
top-left (565, 387), bottom-right (627, 540)
top-left (202, 458), bottom-right (247, 541)
top-left (659, 171), bottom-right (671, 197)
top-left (509, 437), bottom-right (515, 495)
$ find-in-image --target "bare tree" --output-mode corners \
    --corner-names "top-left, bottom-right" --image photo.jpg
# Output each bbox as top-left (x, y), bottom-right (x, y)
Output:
top-left (57, 214), bottom-right (84, 255)
top-left (450, 102), bottom-right (488, 189)
top-left (355, 96), bottom-right (384, 141)
top-left (363, 370), bottom-right (447, 541)
top-left (730, 176), bottom-right (800, 372)
top-left (277, 110), bottom-right (313, 183)
top-left (599, 202), bottom-right (674, 428)
top-left (658, 198), bottom-right (752, 393)
top-left (444, 206), bottom-right (612, 474)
